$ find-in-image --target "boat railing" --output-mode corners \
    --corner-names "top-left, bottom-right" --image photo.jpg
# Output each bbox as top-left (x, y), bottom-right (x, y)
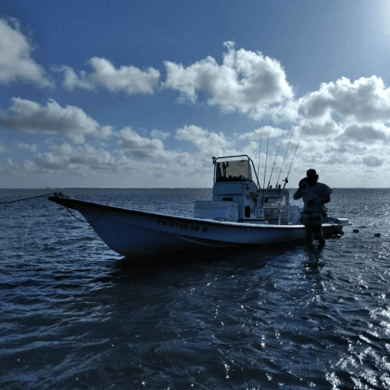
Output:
top-left (261, 189), bottom-right (291, 225)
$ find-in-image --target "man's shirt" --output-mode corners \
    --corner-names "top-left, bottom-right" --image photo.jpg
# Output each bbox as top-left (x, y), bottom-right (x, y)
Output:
top-left (293, 182), bottom-right (332, 214)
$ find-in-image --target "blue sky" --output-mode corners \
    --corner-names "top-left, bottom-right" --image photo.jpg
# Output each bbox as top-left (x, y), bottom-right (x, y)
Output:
top-left (1, 0), bottom-right (390, 188)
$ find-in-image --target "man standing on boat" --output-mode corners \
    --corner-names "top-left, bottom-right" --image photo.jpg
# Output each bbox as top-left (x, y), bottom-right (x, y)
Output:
top-left (293, 169), bottom-right (332, 245)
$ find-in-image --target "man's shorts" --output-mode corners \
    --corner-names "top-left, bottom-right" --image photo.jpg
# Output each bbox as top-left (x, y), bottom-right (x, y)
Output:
top-left (301, 212), bottom-right (322, 234)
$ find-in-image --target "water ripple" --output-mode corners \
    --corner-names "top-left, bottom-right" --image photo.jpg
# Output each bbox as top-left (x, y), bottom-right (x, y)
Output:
top-left (1, 188), bottom-right (390, 389)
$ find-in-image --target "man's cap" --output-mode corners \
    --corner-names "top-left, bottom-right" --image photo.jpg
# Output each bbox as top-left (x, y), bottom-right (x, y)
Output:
top-left (306, 169), bottom-right (317, 177)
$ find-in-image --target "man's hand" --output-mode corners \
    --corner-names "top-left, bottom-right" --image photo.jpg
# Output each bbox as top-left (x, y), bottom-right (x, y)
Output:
top-left (299, 180), bottom-right (307, 190)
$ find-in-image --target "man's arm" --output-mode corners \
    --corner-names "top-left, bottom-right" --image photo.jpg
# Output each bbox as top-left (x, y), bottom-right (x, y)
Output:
top-left (308, 196), bottom-right (330, 206)
top-left (293, 178), bottom-right (307, 200)
top-left (321, 184), bottom-right (332, 204)
top-left (293, 188), bottom-right (303, 200)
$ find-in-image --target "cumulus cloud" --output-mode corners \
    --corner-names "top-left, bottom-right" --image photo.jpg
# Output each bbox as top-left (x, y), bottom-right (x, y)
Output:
top-left (0, 142), bottom-right (186, 188)
top-left (339, 123), bottom-right (389, 143)
top-left (362, 155), bottom-right (385, 168)
top-left (0, 19), bottom-right (52, 87)
top-left (17, 142), bottom-right (38, 152)
top-left (53, 65), bottom-right (95, 91)
top-left (119, 125), bottom-right (233, 162)
top-left (118, 127), bottom-right (167, 158)
top-left (97, 125), bottom-right (113, 138)
top-left (163, 41), bottom-right (293, 116)
top-left (151, 129), bottom-right (170, 140)
top-left (31, 143), bottom-right (123, 172)
top-left (0, 124), bottom-right (269, 187)
top-left (250, 74), bottom-right (390, 186)
top-left (0, 98), bottom-right (111, 143)
top-left (279, 131), bottom-right (390, 187)
top-left (239, 125), bottom-right (285, 140)
top-left (175, 125), bottom-right (231, 156)
top-left (1, 25), bottom-right (389, 188)
top-left (55, 57), bottom-right (160, 95)
top-left (300, 76), bottom-right (390, 124)
top-left (299, 118), bottom-right (342, 137)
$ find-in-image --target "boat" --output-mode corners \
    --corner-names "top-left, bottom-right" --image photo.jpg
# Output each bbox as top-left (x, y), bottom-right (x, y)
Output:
top-left (48, 155), bottom-right (350, 257)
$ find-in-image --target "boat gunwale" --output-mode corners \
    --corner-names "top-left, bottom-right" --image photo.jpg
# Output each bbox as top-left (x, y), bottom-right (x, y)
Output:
top-left (48, 196), bottom-right (344, 230)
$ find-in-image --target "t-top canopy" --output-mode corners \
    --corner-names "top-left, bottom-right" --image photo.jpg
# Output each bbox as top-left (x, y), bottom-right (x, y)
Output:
top-left (212, 155), bottom-right (260, 186)
top-left (215, 160), bottom-right (251, 182)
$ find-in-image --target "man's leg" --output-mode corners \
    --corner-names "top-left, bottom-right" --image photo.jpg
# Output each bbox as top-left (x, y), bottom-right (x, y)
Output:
top-left (312, 216), bottom-right (325, 246)
top-left (304, 224), bottom-right (314, 244)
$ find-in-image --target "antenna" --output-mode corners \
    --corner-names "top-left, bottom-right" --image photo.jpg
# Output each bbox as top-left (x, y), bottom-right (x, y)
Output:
top-left (276, 124), bottom-right (294, 188)
top-left (263, 116), bottom-right (272, 189)
top-left (256, 118), bottom-right (264, 183)
top-left (283, 111), bottom-right (310, 188)
top-left (267, 120), bottom-right (287, 189)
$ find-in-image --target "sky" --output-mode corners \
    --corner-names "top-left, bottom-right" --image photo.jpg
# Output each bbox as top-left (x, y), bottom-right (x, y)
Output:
top-left (1, 0), bottom-right (390, 188)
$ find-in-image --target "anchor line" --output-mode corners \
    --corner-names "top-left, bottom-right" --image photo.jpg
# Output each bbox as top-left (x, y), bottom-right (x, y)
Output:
top-left (284, 111), bottom-right (310, 188)
top-left (0, 192), bottom-right (65, 205)
top-left (267, 120), bottom-right (287, 189)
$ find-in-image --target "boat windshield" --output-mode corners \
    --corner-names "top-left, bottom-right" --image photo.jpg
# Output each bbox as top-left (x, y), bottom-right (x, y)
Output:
top-left (215, 160), bottom-right (252, 182)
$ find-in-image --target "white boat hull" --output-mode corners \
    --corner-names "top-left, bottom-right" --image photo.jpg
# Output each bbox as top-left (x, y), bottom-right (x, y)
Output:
top-left (49, 196), bottom-right (347, 257)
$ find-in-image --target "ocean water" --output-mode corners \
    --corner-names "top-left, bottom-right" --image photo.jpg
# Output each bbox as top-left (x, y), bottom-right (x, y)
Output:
top-left (1, 188), bottom-right (390, 389)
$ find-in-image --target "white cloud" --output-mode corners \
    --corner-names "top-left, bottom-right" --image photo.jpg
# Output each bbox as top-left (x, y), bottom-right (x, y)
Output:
top-left (0, 121), bottom-right (276, 187)
top-left (362, 155), bottom-right (385, 168)
top-left (55, 57), bottom-right (160, 95)
top-left (1, 24), bottom-right (389, 189)
top-left (299, 118), bottom-right (342, 137)
top-left (300, 76), bottom-right (390, 124)
top-left (281, 133), bottom-right (390, 184)
top-left (175, 125), bottom-right (231, 156)
top-left (151, 129), bottom-right (170, 140)
top-left (0, 98), bottom-right (110, 143)
top-left (239, 126), bottom-right (285, 140)
top-left (163, 41), bottom-right (293, 116)
top-left (282, 75), bottom-right (390, 183)
top-left (31, 143), bottom-right (121, 172)
top-left (0, 19), bottom-right (52, 87)
top-left (17, 142), bottom-right (38, 152)
top-left (0, 141), bottom-right (198, 187)
top-left (53, 65), bottom-right (95, 91)
top-left (3, 119), bottom-right (389, 188)
top-left (339, 123), bottom-right (389, 143)
top-left (118, 125), bottom-right (231, 164)
top-left (118, 127), bottom-right (167, 158)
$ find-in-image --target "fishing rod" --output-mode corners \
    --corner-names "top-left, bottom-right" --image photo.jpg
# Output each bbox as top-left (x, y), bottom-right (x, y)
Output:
top-left (267, 120), bottom-right (287, 189)
top-left (276, 123), bottom-right (295, 188)
top-left (283, 111), bottom-right (310, 188)
top-left (263, 116), bottom-right (272, 189)
top-left (256, 118), bottom-right (264, 179)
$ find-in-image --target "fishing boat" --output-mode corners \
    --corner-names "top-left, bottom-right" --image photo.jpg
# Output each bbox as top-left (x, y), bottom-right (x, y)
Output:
top-left (49, 155), bottom-right (350, 257)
